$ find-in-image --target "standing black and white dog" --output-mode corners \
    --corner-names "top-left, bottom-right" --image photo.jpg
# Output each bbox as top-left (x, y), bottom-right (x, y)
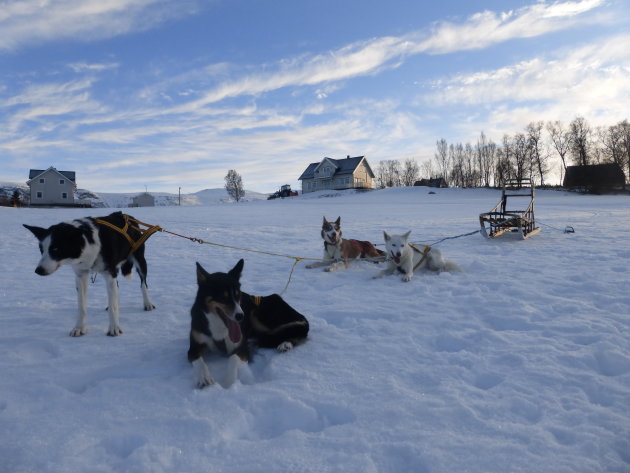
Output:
top-left (189, 259), bottom-right (309, 388)
top-left (23, 211), bottom-right (156, 337)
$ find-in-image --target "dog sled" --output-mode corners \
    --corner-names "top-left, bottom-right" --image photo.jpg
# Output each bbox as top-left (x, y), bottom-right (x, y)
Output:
top-left (479, 178), bottom-right (541, 239)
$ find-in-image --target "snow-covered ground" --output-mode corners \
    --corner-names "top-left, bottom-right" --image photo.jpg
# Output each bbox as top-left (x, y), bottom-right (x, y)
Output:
top-left (1, 187), bottom-right (629, 473)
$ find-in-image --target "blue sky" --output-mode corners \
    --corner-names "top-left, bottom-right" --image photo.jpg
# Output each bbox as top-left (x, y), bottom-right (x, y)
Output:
top-left (1, 0), bottom-right (628, 193)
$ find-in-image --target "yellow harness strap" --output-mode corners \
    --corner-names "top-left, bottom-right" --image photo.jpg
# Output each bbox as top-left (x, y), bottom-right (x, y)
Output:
top-left (253, 295), bottom-right (262, 307)
top-left (93, 215), bottom-right (162, 256)
top-left (410, 244), bottom-right (431, 271)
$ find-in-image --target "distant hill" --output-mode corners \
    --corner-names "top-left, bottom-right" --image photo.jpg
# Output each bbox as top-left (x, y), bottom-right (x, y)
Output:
top-left (0, 182), bottom-right (268, 207)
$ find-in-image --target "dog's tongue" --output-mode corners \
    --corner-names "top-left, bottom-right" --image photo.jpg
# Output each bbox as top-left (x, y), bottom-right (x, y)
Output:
top-left (227, 318), bottom-right (242, 344)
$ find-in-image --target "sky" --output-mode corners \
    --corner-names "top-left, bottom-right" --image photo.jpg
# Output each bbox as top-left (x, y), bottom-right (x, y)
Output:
top-left (1, 0), bottom-right (629, 193)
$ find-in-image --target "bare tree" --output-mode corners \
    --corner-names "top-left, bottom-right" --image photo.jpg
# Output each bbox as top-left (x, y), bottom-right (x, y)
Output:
top-left (569, 116), bottom-right (592, 166)
top-left (475, 132), bottom-right (497, 187)
top-left (546, 120), bottom-right (571, 182)
top-left (449, 143), bottom-right (465, 188)
top-left (224, 169), bottom-right (245, 202)
top-left (494, 135), bottom-right (515, 187)
top-left (463, 142), bottom-right (475, 187)
top-left (374, 161), bottom-right (387, 189)
top-left (375, 160), bottom-right (402, 188)
top-left (513, 133), bottom-right (531, 184)
top-left (618, 120), bottom-right (630, 182)
top-left (401, 158), bottom-right (420, 186)
top-left (527, 121), bottom-right (548, 186)
top-left (598, 124), bottom-right (625, 169)
top-left (420, 159), bottom-right (434, 180)
top-left (385, 160), bottom-right (402, 187)
top-left (434, 138), bottom-right (450, 183)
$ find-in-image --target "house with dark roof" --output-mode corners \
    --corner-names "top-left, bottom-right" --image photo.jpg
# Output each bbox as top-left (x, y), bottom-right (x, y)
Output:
top-left (298, 156), bottom-right (374, 194)
top-left (563, 163), bottom-right (626, 192)
top-left (414, 177), bottom-right (449, 188)
top-left (27, 167), bottom-right (77, 206)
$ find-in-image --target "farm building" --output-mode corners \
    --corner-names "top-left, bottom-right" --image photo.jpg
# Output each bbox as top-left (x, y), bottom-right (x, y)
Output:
top-left (27, 167), bottom-right (76, 206)
top-left (563, 163), bottom-right (626, 192)
top-left (132, 192), bottom-right (155, 207)
top-left (298, 156), bottom-right (374, 194)
top-left (414, 177), bottom-right (449, 188)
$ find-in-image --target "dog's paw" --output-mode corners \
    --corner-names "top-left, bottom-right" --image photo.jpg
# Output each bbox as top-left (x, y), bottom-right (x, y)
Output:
top-left (196, 375), bottom-right (215, 389)
top-left (277, 341), bottom-right (294, 353)
top-left (402, 274), bottom-right (413, 282)
top-left (106, 326), bottom-right (123, 336)
top-left (69, 327), bottom-right (87, 337)
top-left (144, 303), bottom-right (156, 311)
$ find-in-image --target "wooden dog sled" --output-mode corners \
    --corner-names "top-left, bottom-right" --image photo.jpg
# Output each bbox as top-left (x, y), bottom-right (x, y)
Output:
top-left (479, 178), bottom-right (541, 239)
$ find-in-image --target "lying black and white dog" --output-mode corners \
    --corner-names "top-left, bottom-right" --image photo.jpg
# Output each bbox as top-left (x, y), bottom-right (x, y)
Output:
top-left (23, 211), bottom-right (156, 337)
top-left (189, 259), bottom-right (309, 388)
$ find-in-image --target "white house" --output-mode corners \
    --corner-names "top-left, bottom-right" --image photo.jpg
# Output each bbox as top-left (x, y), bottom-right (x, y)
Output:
top-left (27, 167), bottom-right (76, 206)
top-left (132, 192), bottom-right (155, 207)
top-left (298, 156), bottom-right (374, 194)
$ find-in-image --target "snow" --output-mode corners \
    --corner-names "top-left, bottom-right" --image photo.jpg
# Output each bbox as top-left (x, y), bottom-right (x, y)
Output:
top-left (1, 187), bottom-right (629, 473)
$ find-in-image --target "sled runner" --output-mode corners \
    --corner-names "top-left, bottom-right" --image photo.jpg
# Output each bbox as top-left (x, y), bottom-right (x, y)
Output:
top-left (479, 178), bottom-right (541, 239)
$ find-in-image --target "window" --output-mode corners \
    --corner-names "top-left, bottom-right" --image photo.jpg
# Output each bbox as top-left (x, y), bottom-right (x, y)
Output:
top-left (62, 192), bottom-right (68, 199)
top-left (60, 179), bottom-right (65, 185)
top-left (36, 191), bottom-right (43, 199)
top-left (39, 178), bottom-right (45, 184)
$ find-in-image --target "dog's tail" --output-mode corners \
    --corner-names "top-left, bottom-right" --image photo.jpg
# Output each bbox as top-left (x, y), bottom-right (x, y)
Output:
top-left (443, 260), bottom-right (461, 272)
top-left (358, 240), bottom-right (385, 258)
top-left (121, 259), bottom-right (134, 280)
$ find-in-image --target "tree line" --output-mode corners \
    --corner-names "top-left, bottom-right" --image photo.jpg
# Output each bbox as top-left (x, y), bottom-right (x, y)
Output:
top-left (374, 117), bottom-right (630, 189)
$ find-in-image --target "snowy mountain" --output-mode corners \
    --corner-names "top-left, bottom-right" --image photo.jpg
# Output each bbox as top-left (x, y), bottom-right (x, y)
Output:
top-left (90, 188), bottom-right (269, 208)
top-left (0, 182), bottom-right (269, 207)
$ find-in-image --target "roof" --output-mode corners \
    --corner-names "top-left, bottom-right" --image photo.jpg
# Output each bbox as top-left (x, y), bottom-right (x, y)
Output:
top-left (298, 156), bottom-right (372, 180)
top-left (563, 163), bottom-right (625, 188)
top-left (28, 167), bottom-right (76, 182)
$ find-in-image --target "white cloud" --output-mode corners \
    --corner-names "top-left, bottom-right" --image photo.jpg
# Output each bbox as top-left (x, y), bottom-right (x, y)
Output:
top-left (3, 78), bottom-right (105, 131)
top-left (68, 62), bottom-right (120, 73)
top-left (427, 33), bottom-right (630, 106)
top-left (165, 0), bottom-right (607, 111)
top-left (411, 0), bottom-right (606, 54)
top-left (0, 0), bottom-right (202, 51)
top-left (423, 33), bottom-right (630, 139)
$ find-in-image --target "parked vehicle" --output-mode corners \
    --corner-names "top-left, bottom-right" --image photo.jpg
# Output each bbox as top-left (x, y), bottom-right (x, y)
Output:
top-left (268, 184), bottom-right (298, 199)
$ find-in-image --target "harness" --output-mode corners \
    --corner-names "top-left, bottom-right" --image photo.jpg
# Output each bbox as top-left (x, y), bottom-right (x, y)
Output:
top-left (252, 295), bottom-right (262, 307)
top-left (410, 244), bottom-right (431, 271)
top-left (93, 215), bottom-right (162, 256)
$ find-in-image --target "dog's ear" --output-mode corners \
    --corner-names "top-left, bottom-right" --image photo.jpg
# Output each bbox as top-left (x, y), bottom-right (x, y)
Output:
top-left (383, 231), bottom-right (390, 242)
top-left (228, 259), bottom-right (244, 280)
top-left (402, 231), bottom-right (411, 241)
top-left (196, 262), bottom-right (210, 285)
top-left (322, 216), bottom-right (328, 225)
top-left (334, 217), bottom-right (340, 228)
top-left (23, 224), bottom-right (48, 241)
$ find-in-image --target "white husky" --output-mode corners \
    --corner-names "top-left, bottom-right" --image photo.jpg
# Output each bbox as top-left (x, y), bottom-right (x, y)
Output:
top-left (373, 231), bottom-right (459, 282)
